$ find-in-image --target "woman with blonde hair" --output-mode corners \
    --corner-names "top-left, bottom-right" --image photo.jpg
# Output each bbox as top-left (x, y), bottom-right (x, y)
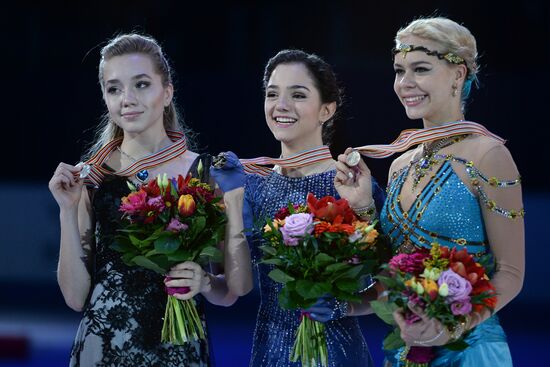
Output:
top-left (49, 33), bottom-right (251, 366)
top-left (335, 17), bottom-right (524, 366)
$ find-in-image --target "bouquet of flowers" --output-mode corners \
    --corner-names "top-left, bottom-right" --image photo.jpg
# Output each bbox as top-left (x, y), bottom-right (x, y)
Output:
top-left (371, 243), bottom-right (497, 366)
top-left (112, 168), bottom-right (226, 345)
top-left (259, 193), bottom-right (386, 367)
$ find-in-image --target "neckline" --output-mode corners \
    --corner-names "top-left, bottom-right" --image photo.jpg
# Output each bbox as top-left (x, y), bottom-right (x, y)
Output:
top-left (269, 168), bottom-right (336, 181)
top-left (395, 160), bottom-right (450, 214)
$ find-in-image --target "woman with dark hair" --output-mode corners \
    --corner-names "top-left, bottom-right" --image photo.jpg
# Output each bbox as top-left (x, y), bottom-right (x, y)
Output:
top-left (211, 49), bottom-right (384, 366)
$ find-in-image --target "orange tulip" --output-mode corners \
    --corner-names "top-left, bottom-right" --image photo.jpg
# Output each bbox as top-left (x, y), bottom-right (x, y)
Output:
top-left (178, 194), bottom-right (196, 217)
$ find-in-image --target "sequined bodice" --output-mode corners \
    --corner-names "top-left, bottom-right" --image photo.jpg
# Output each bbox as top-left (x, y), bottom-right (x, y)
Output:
top-left (381, 159), bottom-right (488, 256)
top-left (244, 170), bottom-right (372, 367)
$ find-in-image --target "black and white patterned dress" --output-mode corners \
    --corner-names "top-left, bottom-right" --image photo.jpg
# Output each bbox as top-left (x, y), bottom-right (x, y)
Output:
top-left (70, 156), bottom-right (211, 367)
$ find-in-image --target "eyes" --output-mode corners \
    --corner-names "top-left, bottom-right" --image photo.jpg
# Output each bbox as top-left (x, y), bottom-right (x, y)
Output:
top-left (394, 66), bottom-right (431, 75)
top-left (106, 80), bottom-right (151, 95)
top-left (265, 91), bottom-right (307, 100)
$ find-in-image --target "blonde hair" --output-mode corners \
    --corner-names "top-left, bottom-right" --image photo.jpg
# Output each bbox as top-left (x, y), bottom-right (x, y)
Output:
top-left (396, 17), bottom-right (479, 81)
top-left (84, 33), bottom-right (195, 159)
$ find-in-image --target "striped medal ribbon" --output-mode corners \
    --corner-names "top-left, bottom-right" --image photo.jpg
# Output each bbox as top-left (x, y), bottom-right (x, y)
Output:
top-left (352, 121), bottom-right (504, 159)
top-left (240, 145), bottom-right (333, 176)
top-left (83, 130), bottom-right (187, 187)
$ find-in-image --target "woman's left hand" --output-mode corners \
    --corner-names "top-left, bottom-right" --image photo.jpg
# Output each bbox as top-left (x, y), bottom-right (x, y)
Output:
top-left (165, 261), bottom-right (212, 300)
top-left (393, 303), bottom-right (452, 347)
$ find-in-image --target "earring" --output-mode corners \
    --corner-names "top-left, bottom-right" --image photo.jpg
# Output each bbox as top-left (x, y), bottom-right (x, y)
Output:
top-left (452, 85), bottom-right (458, 97)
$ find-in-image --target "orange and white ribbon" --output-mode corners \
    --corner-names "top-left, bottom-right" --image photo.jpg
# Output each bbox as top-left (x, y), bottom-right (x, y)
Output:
top-left (241, 145), bottom-right (333, 176)
top-left (353, 121), bottom-right (504, 159)
top-left (83, 130), bottom-right (187, 187)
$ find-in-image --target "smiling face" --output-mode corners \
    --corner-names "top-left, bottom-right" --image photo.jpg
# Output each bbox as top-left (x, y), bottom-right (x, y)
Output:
top-left (393, 36), bottom-right (467, 126)
top-left (264, 62), bottom-right (335, 150)
top-left (102, 53), bottom-right (173, 137)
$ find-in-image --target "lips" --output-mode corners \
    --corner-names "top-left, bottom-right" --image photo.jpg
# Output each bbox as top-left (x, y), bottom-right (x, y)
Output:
top-left (403, 95), bottom-right (426, 106)
top-left (121, 111), bottom-right (144, 119)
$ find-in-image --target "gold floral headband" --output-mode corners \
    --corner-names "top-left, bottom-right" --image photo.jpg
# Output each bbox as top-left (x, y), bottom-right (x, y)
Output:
top-left (393, 43), bottom-right (465, 65)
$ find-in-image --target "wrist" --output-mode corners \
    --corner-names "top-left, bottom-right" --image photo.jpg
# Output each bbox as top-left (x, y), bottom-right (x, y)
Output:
top-left (447, 315), bottom-right (470, 342)
top-left (352, 200), bottom-right (376, 222)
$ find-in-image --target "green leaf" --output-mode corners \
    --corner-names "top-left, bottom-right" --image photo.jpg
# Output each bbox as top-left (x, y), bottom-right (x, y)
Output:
top-left (314, 253), bottom-right (334, 266)
top-left (371, 300), bottom-right (399, 325)
top-left (338, 264), bottom-right (364, 280)
top-left (374, 275), bottom-right (399, 288)
top-left (268, 269), bottom-right (295, 284)
top-left (200, 246), bottom-right (223, 263)
top-left (166, 251), bottom-right (192, 262)
top-left (188, 216), bottom-right (207, 239)
top-left (383, 328), bottom-right (405, 350)
top-left (154, 236), bottom-right (181, 254)
top-left (296, 280), bottom-right (331, 299)
top-left (335, 278), bottom-right (359, 293)
top-left (259, 245), bottom-right (277, 256)
top-left (324, 263), bottom-right (349, 274)
top-left (261, 258), bottom-right (284, 266)
top-left (131, 256), bottom-right (167, 275)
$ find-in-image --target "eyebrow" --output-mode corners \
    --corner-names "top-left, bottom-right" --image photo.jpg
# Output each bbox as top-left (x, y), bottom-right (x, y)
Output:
top-left (266, 84), bottom-right (311, 91)
top-left (105, 73), bottom-right (153, 85)
top-left (393, 60), bottom-right (432, 68)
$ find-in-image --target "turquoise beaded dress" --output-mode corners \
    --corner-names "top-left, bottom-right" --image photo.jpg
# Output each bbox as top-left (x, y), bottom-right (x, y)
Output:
top-left (244, 170), bottom-right (375, 367)
top-left (380, 155), bottom-right (513, 366)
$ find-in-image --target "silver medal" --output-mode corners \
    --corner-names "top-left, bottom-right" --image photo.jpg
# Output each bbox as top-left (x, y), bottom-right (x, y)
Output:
top-left (78, 163), bottom-right (91, 179)
top-left (346, 150), bottom-right (361, 167)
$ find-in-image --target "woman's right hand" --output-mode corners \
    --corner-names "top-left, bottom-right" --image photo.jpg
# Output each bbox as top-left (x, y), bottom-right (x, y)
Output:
top-left (334, 148), bottom-right (373, 209)
top-left (48, 162), bottom-right (85, 209)
top-left (210, 151), bottom-right (246, 193)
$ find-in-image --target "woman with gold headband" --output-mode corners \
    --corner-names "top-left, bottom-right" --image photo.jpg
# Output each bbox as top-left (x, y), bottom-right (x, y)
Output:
top-left (334, 17), bottom-right (524, 366)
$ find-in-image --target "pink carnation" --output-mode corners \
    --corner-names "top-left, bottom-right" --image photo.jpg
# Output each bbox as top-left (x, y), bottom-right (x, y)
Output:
top-left (406, 346), bottom-right (436, 364)
top-left (389, 252), bottom-right (428, 276)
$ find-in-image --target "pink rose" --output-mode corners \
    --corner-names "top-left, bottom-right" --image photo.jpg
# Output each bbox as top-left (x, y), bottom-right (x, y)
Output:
top-left (438, 269), bottom-right (472, 303)
top-left (279, 213), bottom-right (313, 246)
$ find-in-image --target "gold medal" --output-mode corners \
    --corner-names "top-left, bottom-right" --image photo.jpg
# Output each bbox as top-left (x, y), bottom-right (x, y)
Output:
top-left (346, 150), bottom-right (361, 167)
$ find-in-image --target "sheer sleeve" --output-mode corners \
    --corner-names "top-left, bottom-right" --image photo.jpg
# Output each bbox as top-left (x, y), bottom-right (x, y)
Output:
top-left (223, 187), bottom-right (253, 296)
top-left (469, 143), bottom-right (525, 326)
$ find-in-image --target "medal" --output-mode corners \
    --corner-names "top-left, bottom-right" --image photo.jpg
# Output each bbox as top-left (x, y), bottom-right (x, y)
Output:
top-left (212, 153), bottom-right (227, 169)
top-left (346, 150), bottom-right (361, 167)
top-left (78, 163), bottom-right (91, 179)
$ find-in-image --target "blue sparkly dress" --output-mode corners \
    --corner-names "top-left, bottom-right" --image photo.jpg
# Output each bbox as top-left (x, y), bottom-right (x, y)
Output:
top-left (244, 170), bottom-right (375, 367)
top-left (380, 156), bottom-right (512, 366)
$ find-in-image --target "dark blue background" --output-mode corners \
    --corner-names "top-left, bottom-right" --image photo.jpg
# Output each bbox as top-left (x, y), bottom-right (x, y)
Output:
top-left (1, 1), bottom-right (547, 366)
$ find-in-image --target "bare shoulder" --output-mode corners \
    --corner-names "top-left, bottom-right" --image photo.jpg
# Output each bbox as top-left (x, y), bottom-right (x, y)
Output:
top-left (390, 149), bottom-right (417, 174)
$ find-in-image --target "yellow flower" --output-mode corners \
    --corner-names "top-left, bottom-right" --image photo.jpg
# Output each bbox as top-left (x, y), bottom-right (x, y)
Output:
top-left (264, 218), bottom-right (285, 232)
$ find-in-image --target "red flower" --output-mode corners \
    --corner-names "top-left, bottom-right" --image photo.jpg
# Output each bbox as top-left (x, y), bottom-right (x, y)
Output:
top-left (143, 179), bottom-right (161, 197)
top-left (274, 205), bottom-right (301, 220)
top-left (449, 248), bottom-right (485, 286)
top-left (306, 193), bottom-right (356, 224)
top-left (471, 279), bottom-right (497, 311)
top-left (314, 218), bottom-right (355, 236)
